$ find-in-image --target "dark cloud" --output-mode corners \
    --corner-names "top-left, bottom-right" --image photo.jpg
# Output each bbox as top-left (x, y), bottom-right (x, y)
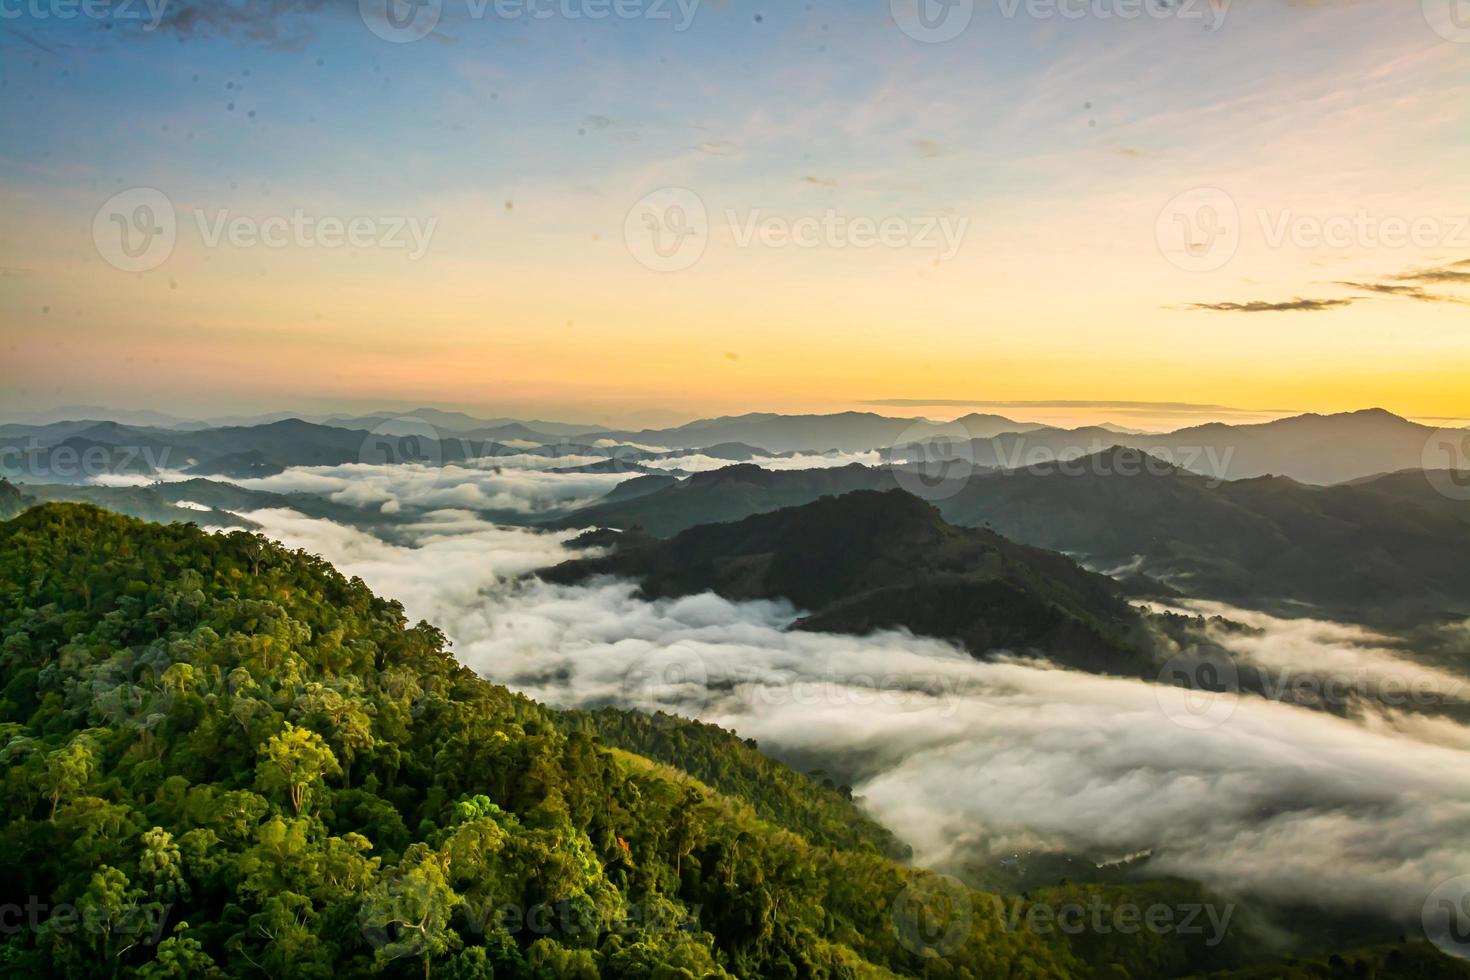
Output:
top-left (1392, 264), bottom-right (1470, 285)
top-left (1185, 298), bottom-right (1355, 314)
top-left (148, 0), bottom-right (348, 48)
top-left (1337, 281), bottom-right (1468, 305)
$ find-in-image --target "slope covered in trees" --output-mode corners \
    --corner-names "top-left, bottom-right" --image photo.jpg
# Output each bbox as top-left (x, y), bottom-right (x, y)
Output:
top-left (2, 504), bottom-right (1463, 978)
top-left (0, 504), bottom-right (1203, 978)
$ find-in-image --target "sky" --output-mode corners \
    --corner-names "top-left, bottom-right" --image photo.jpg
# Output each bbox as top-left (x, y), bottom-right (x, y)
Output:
top-left (1, 0), bottom-right (1469, 430)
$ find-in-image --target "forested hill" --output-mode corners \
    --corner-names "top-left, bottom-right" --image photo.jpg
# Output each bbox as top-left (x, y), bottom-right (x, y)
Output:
top-left (546, 490), bottom-right (1150, 676)
top-left (0, 504), bottom-right (1463, 979)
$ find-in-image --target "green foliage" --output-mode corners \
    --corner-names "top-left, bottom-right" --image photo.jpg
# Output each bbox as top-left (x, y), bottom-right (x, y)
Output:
top-left (566, 708), bottom-right (902, 859)
top-left (0, 503), bottom-right (1459, 979)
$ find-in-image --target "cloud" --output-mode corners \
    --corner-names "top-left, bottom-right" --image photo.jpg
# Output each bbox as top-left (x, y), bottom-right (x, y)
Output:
top-left (1184, 298), bottom-right (1356, 313)
top-left (802, 176), bottom-right (840, 188)
top-left (640, 449), bottom-right (881, 474)
top-left (694, 140), bottom-right (740, 156)
top-left (1321, 258), bottom-right (1470, 303)
top-left (1337, 281), bottom-right (1468, 304)
top-left (913, 140), bottom-right (952, 159)
top-left (230, 457), bottom-right (633, 516)
top-left (1155, 599), bottom-right (1470, 709)
top-left (145, 0), bottom-right (349, 48)
top-left (1389, 258), bottom-right (1470, 285)
top-left (1396, 267), bottom-right (1470, 284)
top-left (236, 501), bottom-right (1470, 937)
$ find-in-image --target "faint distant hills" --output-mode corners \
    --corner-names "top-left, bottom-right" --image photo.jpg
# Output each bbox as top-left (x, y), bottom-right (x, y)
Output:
top-left (572, 411), bottom-right (1047, 453)
top-left (912, 407), bottom-right (1449, 486)
top-left (2, 405), bottom-right (1464, 487)
top-left (5, 406), bottom-right (610, 439)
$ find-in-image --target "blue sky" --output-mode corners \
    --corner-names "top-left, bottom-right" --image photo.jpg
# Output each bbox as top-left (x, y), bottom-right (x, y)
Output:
top-left (3, 1), bottom-right (1469, 427)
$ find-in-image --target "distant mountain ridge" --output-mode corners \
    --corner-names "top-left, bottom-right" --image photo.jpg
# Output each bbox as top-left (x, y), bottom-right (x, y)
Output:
top-left (4, 407), bottom-right (1463, 486)
top-left (888, 408), bottom-right (1465, 485)
top-left (545, 489), bottom-right (1152, 675)
top-left (555, 448), bottom-right (1470, 627)
top-left (575, 410), bottom-right (1045, 454)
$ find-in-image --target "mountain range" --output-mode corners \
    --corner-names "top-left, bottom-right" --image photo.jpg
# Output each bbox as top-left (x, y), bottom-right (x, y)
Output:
top-left (4, 407), bottom-right (1463, 486)
top-left (546, 489), bottom-right (1153, 675)
top-left (553, 449), bottom-right (1470, 628)
top-left (890, 408), bottom-right (1455, 485)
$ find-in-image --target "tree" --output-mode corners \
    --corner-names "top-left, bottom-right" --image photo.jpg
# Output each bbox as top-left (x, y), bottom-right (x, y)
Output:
top-left (360, 851), bottom-right (461, 980)
top-left (137, 923), bottom-right (224, 979)
top-left (40, 734), bottom-right (96, 821)
top-left (255, 723), bottom-right (340, 816)
top-left (139, 826), bottom-right (189, 902)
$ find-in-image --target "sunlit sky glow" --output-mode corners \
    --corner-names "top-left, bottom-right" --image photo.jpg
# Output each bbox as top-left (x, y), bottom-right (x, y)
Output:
top-left (2, 0), bottom-right (1468, 430)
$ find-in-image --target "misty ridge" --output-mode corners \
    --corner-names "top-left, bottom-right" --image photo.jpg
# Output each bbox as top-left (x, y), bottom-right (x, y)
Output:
top-left (4, 401), bottom-right (1470, 978)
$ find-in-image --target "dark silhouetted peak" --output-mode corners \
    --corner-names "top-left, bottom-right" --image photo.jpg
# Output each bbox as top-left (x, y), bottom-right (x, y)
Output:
top-left (686, 463), bottom-right (778, 487)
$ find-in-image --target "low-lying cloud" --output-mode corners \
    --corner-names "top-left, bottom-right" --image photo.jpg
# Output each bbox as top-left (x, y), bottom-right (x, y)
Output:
top-left (238, 503), bottom-right (1470, 938)
top-left (641, 450), bottom-right (882, 473)
top-left (234, 458), bottom-right (632, 515)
